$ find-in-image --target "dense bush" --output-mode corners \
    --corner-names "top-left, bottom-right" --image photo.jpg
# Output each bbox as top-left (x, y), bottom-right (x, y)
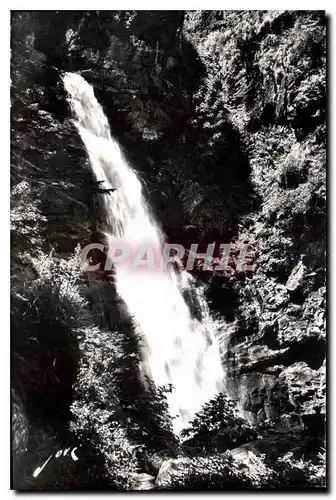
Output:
top-left (181, 393), bottom-right (257, 452)
top-left (70, 323), bottom-right (178, 489)
top-left (158, 449), bottom-right (326, 490)
top-left (158, 452), bottom-right (270, 490)
top-left (11, 246), bottom-right (87, 417)
top-left (270, 450), bottom-right (326, 488)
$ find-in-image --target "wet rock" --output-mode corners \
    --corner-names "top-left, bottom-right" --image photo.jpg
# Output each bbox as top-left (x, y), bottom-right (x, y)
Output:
top-left (267, 286), bottom-right (289, 310)
top-left (278, 361), bottom-right (325, 415)
top-left (287, 304), bottom-right (303, 316)
top-left (231, 444), bottom-right (267, 466)
top-left (308, 326), bottom-right (321, 336)
top-left (232, 344), bottom-right (290, 375)
top-left (155, 458), bottom-right (192, 489)
top-left (129, 472), bottom-right (155, 490)
top-left (229, 423), bottom-right (311, 463)
top-left (224, 318), bottom-right (325, 426)
top-left (315, 311), bottom-right (325, 328)
top-left (286, 259), bottom-right (306, 292)
top-left (229, 447), bottom-right (269, 483)
top-left (260, 321), bottom-right (279, 349)
top-left (277, 315), bottom-right (290, 331)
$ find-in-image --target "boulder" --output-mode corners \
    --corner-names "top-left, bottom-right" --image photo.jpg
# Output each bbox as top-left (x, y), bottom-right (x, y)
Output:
top-left (286, 260), bottom-right (306, 292)
top-left (155, 458), bottom-right (192, 489)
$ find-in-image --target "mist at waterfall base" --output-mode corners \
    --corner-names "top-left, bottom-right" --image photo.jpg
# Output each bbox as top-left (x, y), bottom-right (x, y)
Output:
top-left (63, 72), bottom-right (225, 434)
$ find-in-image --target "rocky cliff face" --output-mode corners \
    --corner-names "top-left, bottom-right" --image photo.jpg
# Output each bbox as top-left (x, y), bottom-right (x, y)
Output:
top-left (182, 10), bottom-right (326, 439)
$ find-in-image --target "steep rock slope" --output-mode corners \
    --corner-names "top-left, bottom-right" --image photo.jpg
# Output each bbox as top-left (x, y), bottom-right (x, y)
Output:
top-left (183, 10), bottom-right (326, 437)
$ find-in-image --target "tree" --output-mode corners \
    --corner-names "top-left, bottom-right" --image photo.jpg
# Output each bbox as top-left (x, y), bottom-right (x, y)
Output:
top-left (181, 393), bottom-right (257, 453)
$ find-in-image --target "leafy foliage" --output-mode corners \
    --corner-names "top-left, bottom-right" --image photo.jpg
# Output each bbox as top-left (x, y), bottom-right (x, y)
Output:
top-left (158, 452), bottom-right (270, 490)
top-left (11, 247), bottom-right (85, 407)
top-left (157, 449), bottom-right (326, 490)
top-left (70, 325), bottom-right (178, 489)
top-left (11, 180), bottom-right (47, 250)
top-left (11, 12), bottom-right (46, 106)
top-left (181, 393), bottom-right (257, 452)
top-left (271, 450), bottom-right (326, 488)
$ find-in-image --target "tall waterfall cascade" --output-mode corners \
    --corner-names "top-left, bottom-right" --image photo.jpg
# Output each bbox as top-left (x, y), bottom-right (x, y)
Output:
top-left (63, 72), bottom-right (225, 433)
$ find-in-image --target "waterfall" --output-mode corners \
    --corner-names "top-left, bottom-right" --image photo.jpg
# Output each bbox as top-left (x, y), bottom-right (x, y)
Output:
top-left (63, 72), bottom-right (224, 434)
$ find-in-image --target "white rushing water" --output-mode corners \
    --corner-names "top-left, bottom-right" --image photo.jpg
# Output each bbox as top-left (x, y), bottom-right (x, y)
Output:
top-left (63, 72), bottom-right (224, 433)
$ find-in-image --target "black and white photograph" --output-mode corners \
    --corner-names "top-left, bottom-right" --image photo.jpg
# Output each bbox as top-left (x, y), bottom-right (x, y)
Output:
top-left (10, 9), bottom-right (326, 491)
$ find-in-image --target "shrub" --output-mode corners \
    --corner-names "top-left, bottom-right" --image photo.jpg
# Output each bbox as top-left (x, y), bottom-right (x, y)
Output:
top-left (181, 393), bottom-right (257, 453)
top-left (11, 180), bottom-right (47, 250)
top-left (161, 452), bottom-right (271, 490)
top-left (70, 324), bottom-right (178, 489)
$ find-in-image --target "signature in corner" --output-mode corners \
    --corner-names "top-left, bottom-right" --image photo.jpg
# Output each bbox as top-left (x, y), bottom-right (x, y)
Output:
top-left (33, 447), bottom-right (79, 478)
